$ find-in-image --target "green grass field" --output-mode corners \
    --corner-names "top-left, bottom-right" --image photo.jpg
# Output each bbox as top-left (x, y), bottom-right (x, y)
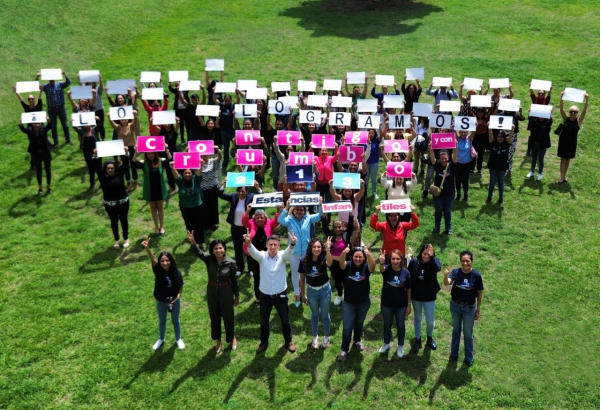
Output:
top-left (1, 0), bottom-right (599, 408)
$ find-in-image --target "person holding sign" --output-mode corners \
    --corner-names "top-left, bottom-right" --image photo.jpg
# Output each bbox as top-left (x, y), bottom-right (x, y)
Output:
top-left (328, 179), bottom-right (365, 225)
top-left (107, 87), bottom-right (138, 140)
top-left (132, 150), bottom-right (172, 235)
top-left (199, 117), bottom-right (221, 148)
top-left (273, 133), bottom-right (305, 191)
top-left (344, 75), bottom-right (368, 129)
top-left (267, 113), bottom-right (294, 189)
top-left (108, 109), bottom-right (140, 192)
top-left (426, 82), bottom-right (458, 113)
top-left (467, 106), bottom-right (491, 174)
top-left (18, 118), bottom-right (53, 194)
top-left (79, 73), bottom-right (106, 141)
top-left (380, 171), bottom-right (418, 222)
top-left (200, 148), bottom-right (223, 231)
top-left (377, 249), bottom-right (411, 358)
top-left (314, 146), bottom-right (338, 201)
top-left (277, 198), bottom-right (323, 307)
top-left (557, 91), bottom-right (589, 183)
top-left (371, 80), bottom-right (400, 114)
top-left (168, 82), bottom-right (189, 144)
top-left (408, 243), bottom-right (442, 353)
top-left (526, 113), bottom-right (552, 181)
top-left (14, 85), bottom-right (43, 113)
top-left (454, 129), bottom-right (475, 202)
top-left (364, 129), bottom-right (381, 199)
top-left (428, 143), bottom-right (457, 234)
top-left (188, 235), bottom-right (239, 353)
top-left (213, 89), bottom-right (239, 169)
top-left (178, 89), bottom-right (206, 141)
top-left (526, 84), bottom-right (552, 156)
top-left (492, 102), bottom-right (524, 178)
top-left (401, 75), bottom-right (422, 114)
top-left (443, 250), bottom-right (484, 367)
top-left (370, 204), bottom-right (419, 256)
top-left (242, 204), bottom-right (282, 305)
top-left (171, 164), bottom-right (205, 248)
top-left (67, 88), bottom-right (96, 114)
top-left (73, 121), bottom-right (101, 189)
top-left (336, 246), bottom-right (376, 361)
top-left (141, 238), bottom-right (185, 351)
top-left (94, 156), bottom-right (130, 248)
top-left (142, 98), bottom-right (170, 136)
top-left (37, 70), bottom-right (71, 146)
top-left (486, 125), bottom-right (514, 204)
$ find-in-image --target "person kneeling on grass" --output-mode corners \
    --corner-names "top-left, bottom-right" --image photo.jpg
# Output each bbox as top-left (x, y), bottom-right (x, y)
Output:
top-left (142, 237), bottom-right (185, 351)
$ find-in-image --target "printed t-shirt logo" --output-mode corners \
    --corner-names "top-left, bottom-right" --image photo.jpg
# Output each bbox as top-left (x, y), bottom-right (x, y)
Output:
top-left (349, 271), bottom-right (366, 282)
top-left (387, 275), bottom-right (405, 288)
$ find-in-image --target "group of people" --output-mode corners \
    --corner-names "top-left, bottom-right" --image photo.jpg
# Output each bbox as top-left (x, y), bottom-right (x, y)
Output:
top-left (14, 68), bottom-right (590, 367)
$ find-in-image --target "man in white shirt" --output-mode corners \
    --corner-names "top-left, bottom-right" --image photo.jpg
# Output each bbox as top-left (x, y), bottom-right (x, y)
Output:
top-left (246, 232), bottom-right (297, 353)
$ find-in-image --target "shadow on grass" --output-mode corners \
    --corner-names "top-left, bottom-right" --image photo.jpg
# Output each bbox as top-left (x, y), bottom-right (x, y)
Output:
top-left (223, 347), bottom-right (287, 403)
top-left (428, 360), bottom-right (473, 403)
top-left (170, 347), bottom-right (231, 393)
top-left (517, 177), bottom-right (544, 196)
top-left (475, 202), bottom-right (504, 221)
top-left (124, 344), bottom-right (176, 389)
top-left (325, 353), bottom-right (364, 405)
top-left (64, 188), bottom-right (97, 210)
top-left (57, 165), bottom-right (88, 184)
top-left (546, 181), bottom-right (576, 199)
top-left (279, 0), bottom-right (443, 39)
top-left (285, 342), bottom-right (325, 389)
top-left (79, 240), bottom-right (148, 274)
top-left (8, 194), bottom-right (43, 217)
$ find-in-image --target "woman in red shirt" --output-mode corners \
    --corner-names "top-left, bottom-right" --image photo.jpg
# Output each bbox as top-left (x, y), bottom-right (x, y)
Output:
top-left (370, 204), bottom-right (419, 257)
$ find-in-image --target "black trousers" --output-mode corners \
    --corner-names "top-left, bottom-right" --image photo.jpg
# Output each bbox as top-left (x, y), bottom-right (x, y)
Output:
top-left (175, 108), bottom-right (188, 142)
top-left (207, 286), bottom-right (235, 342)
top-left (471, 133), bottom-right (487, 171)
top-left (104, 201), bottom-right (129, 241)
top-left (455, 162), bottom-right (471, 197)
top-left (231, 225), bottom-right (247, 273)
top-left (260, 292), bottom-right (292, 345)
top-left (96, 109), bottom-right (106, 140)
top-left (32, 151), bottom-right (52, 186)
top-left (84, 152), bottom-right (101, 186)
top-left (328, 259), bottom-right (345, 297)
top-left (202, 186), bottom-right (220, 228)
top-left (180, 205), bottom-right (205, 244)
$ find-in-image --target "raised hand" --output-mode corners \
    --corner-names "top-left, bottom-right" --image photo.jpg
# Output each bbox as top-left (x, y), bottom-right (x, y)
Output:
top-left (379, 250), bottom-right (386, 265)
top-left (289, 231), bottom-right (297, 246)
top-left (187, 231), bottom-right (196, 246)
top-left (142, 236), bottom-right (150, 248)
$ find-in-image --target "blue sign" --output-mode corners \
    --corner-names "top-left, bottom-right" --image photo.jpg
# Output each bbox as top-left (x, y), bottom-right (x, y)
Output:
top-left (333, 172), bottom-right (360, 189)
top-left (286, 165), bottom-right (313, 183)
top-left (226, 171), bottom-right (255, 188)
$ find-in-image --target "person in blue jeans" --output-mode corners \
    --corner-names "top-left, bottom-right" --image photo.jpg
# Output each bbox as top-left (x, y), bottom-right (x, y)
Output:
top-left (443, 250), bottom-right (484, 367)
top-left (364, 128), bottom-right (381, 198)
top-left (336, 245), bottom-right (376, 361)
top-left (299, 238), bottom-right (332, 350)
top-left (377, 249), bottom-right (411, 358)
top-left (37, 70), bottom-right (71, 146)
top-left (486, 126), bottom-right (514, 204)
top-left (141, 237), bottom-right (185, 351)
top-left (427, 143), bottom-right (457, 235)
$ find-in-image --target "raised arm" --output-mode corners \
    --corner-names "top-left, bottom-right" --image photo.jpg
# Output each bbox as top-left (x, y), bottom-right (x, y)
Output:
top-left (141, 237), bottom-right (158, 266)
top-left (329, 180), bottom-right (342, 200)
top-left (338, 245), bottom-right (351, 270)
top-left (579, 93), bottom-right (589, 125)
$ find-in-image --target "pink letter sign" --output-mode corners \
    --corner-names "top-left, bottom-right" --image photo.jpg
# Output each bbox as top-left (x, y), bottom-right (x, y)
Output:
top-left (311, 134), bottom-right (335, 149)
top-left (289, 152), bottom-right (314, 165)
top-left (235, 130), bottom-right (261, 145)
top-left (236, 149), bottom-right (263, 166)
top-left (137, 136), bottom-right (165, 153)
top-left (188, 140), bottom-right (215, 155)
top-left (431, 133), bottom-right (456, 150)
top-left (344, 131), bottom-right (368, 145)
top-left (174, 152), bottom-right (200, 169)
top-left (339, 145), bottom-right (364, 163)
top-left (277, 130), bottom-right (301, 146)
top-left (386, 162), bottom-right (413, 178)
top-left (383, 139), bottom-right (409, 153)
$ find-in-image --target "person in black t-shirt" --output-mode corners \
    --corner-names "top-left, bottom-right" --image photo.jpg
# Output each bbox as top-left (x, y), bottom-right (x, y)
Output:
top-left (142, 238), bottom-right (185, 351)
top-left (486, 126), bottom-right (514, 204)
top-left (427, 143), bottom-right (458, 235)
top-left (443, 250), bottom-right (484, 367)
top-left (95, 158), bottom-right (129, 249)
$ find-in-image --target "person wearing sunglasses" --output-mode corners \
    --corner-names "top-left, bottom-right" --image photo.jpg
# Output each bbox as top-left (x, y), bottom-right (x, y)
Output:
top-left (557, 92), bottom-right (589, 183)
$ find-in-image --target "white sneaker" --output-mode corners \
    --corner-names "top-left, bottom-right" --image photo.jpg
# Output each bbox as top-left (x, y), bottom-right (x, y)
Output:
top-left (152, 339), bottom-right (164, 350)
top-left (526, 171), bottom-right (534, 178)
top-left (236, 271), bottom-right (242, 277)
top-left (334, 296), bottom-right (343, 306)
top-left (374, 193), bottom-right (379, 199)
top-left (113, 241), bottom-right (120, 249)
top-left (537, 173), bottom-right (543, 181)
top-left (123, 239), bottom-right (130, 248)
top-left (379, 343), bottom-right (390, 353)
top-left (312, 336), bottom-right (319, 350)
top-left (176, 339), bottom-right (186, 350)
top-left (397, 346), bottom-right (404, 358)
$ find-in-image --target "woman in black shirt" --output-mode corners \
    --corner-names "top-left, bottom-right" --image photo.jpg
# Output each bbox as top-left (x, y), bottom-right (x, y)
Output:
top-left (486, 125), bottom-right (514, 204)
top-left (95, 157), bottom-right (130, 248)
top-left (18, 119), bottom-right (53, 195)
top-left (142, 238), bottom-right (185, 351)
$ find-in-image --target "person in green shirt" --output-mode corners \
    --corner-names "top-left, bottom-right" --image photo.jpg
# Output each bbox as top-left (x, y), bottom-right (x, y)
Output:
top-left (171, 164), bottom-right (204, 248)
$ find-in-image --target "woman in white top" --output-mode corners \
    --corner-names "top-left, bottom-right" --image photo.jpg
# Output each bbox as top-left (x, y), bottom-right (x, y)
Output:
top-left (380, 171), bottom-right (418, 200)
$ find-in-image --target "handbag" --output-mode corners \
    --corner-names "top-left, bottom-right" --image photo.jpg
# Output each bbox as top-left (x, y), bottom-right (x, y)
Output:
top-left (554, 121), bottom-right (565, 136)
top-left (429, 163), bottom-right (450, 197)
top-left (470, 144), bottom-right (477, 158)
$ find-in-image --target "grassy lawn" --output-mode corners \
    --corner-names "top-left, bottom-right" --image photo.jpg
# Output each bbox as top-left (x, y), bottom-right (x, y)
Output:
top-left (1, 0), bottom-right (599, 408)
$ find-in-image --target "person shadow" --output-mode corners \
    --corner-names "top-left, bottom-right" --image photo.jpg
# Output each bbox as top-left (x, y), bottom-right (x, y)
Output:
top-left (475, 202), bottom-right (504, 221)
top-left (324, 353), bottom-right (364, 406)
top-left (517, 177), bottom-right (544, 196)
top-left (285, 342), bottom-right (326, 389)
top-left (123, 344), bottom-right (176, 389)
top-left (223, 347), bottom-right (287, 404)
top-left (428, 360), bottom-right (473, 403)
top-left (78, 238), bottom-right (148, 274)
top-left (546, 181), bottom-right (576, 199)
top-left (8, 194), bottom-right (43, 218)
top-left (170, 347), bottom-right (232, 393)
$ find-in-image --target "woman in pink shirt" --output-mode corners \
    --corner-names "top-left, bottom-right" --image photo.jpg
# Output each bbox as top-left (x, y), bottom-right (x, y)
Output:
top-left (142, 96), bottom-right (169, 136)
top-left (315, 147), bottom-right (338, 202)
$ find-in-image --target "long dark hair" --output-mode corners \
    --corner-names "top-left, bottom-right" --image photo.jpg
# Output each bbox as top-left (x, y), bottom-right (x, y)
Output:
top-left (304, 238), bottom-right (325, 272)
top-left (391, 177), bottom-right (409, 194)
top-left (103, 160), bottom-right (118, 175)
top-left (417, 243), bottom-right (435, 264)
top-left (351, 248), bottom-right (367, 269)
top-left (157, 251), bottom-right (178, 274)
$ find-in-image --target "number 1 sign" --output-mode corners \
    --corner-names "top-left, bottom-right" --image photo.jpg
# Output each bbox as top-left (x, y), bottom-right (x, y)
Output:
top-left (286, 165), bottom-right (313, 183)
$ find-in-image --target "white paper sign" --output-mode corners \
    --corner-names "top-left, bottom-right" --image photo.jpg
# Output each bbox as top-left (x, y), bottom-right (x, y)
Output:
top-left (358, 115), bottom-right (381, 129)
top-left (235, 104), bottom-right (257, 118)
top-left (251, 192), bottom-right (284, 208)
top-left (299, 110), bottom-right (320, 124)
top-left (307, 94), bottom-right (328, 108)
top-left (489, 78), bottom-right (510, 89)
top-left (196, 105), bottom-right (220, 117)
top-left (429, 114), bottom-right (453, 129)
top-left (406, 68), bottom-right (424, 81)
top-left (237, 79), bottom-right (257, 91)
top-left (455, 116), bottom-right (477, 132)
top-left (412, 103), bottom-right (433, 117)
top-left (106, 80), bottom-right (131, 95)
top-left (271, 82), bottom-right (291, 93)
top-left (323, 79), bottom-right (342, 91)
top-left (346, 72), bottom-right (365, 84)
top-left (463, 77), bottom-right (483, 91)
top-left (169, 71), bottom-right (189, 82)
top-left (142, 87), bottom-right (164, 100)
top-left (205, 59), bottom-right (225, 72)
top-left (439, 100), bottom-right (461, 112)
top-left (498, 98), bottom-right (521, 112)
top-left (71, 112), bottom-right (97, 127)
top-left (214, 82), bottom-right (236, 93)
top-left (268, 100), bottom-right (290, 115)
top-left (179, 81), bottom-right (201, 91)
top-left (109, 105), bottom-right (134, 120)
top-left (383, 95), bottom-right (404, 109)
top-left (376, 75), bottom-right (395, 87)
top-left (279, 96), bottom-right (298, 109)
top-left (380, 199), bottom-right (412, 214)
top-left (432, 77), bottom-right (452, 87)
top-left (70, 86), bottom-right (93, 100)
top-left (529, 104), bottom-right (553, 119)
top-left (331, 96), bottom-right (352, 108)
top-left (530, 79), bottom-right (552, 92)
top-left (140, 71), bottom-right (161, 83)
top-left (297, 80), bottom-right (317, 92)
top-left (79, 70), bottom-right (100, 83)
top-left (329, 112), bottom-right (351, 126)
top-left (152, 110), bottom-right (176, 125)
top-left (470, 94), bottom-right (492, 108)
top-left (21, 111), bottom-right (47, 124)
top-left (562, 88), bottom-right (586, 103)
top-left (41, 69), bottom-right (62, 80)
top-left (245, 87), bottom-right (267, 100)
top-left (356, 99), bottom-right (378, 113)
top-left (16, 81), bottom-right (40, 94)
top-left (96, 140), bottom-right (125, 158)
top-left (388, 114), bottom-right (412, 129)
top-left (489, 115), bottom-right (513, 130)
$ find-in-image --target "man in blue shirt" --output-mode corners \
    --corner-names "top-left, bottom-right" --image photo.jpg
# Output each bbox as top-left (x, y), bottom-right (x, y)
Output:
top-left (37, 70), bottom-right (71, 147)
top-left (426, 83), bottom-right (459, 113)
